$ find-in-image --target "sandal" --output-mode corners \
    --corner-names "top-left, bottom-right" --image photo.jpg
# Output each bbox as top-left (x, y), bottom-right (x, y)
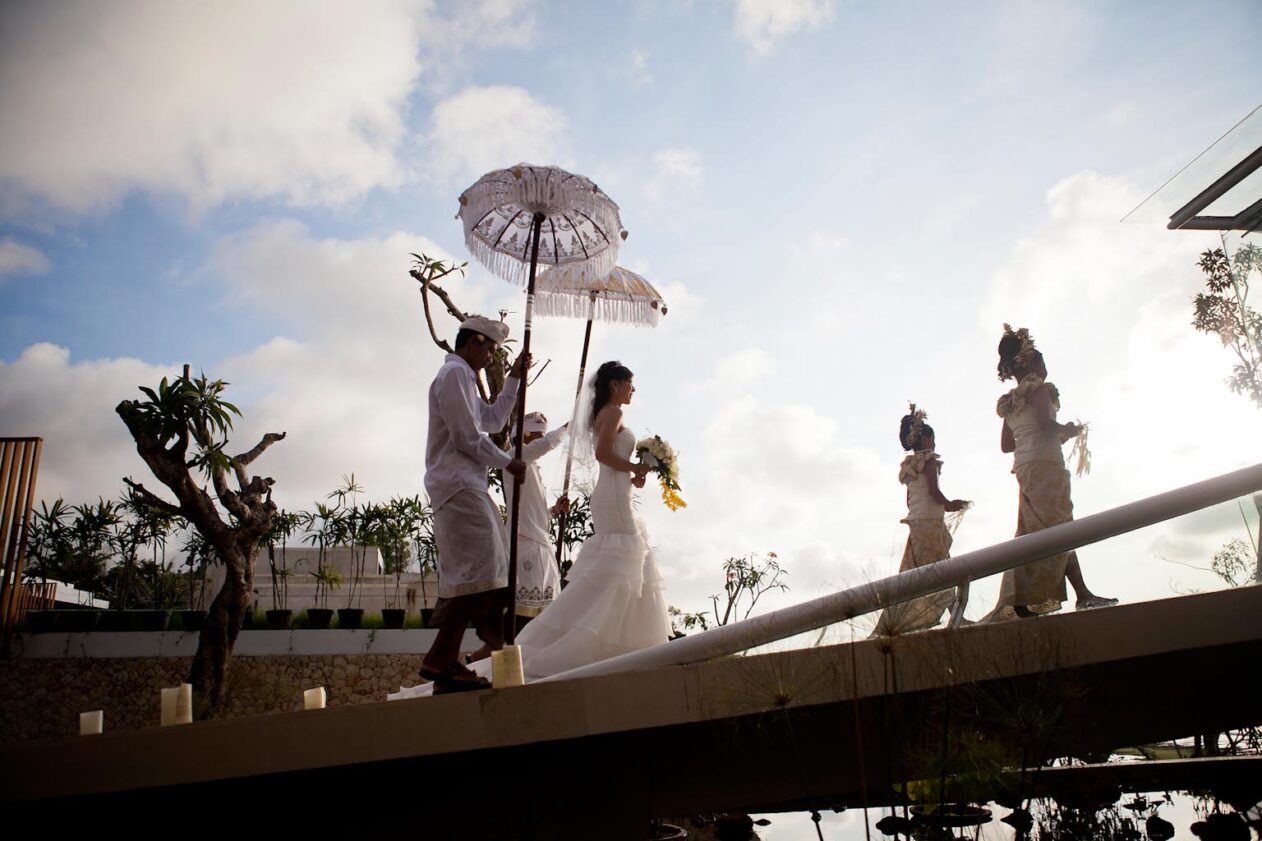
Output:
top-left (420, 661), bottom-right (491, 695)
top-left (1076, 595), bottom-right (1119, 610)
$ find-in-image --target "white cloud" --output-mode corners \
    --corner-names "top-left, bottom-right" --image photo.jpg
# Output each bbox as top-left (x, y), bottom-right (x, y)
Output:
top-left (645, 148), bottom-right (703, 202)
top-left (630, 48), bottom-right (654, 86)
top-left (732, 0), bottom-right (835, 53)
top-left (654, 149), bottom-right (703, 186)
top-left (0, 343), bottom-right (175, 503)
top-left (426, 86), bottom-right (568, 182)
top-left (421, 0), bottom-right (537, 53)
top-left (791, 229), bottom-right (849, 265)
top-left (0, 0), bottom-right (426, 212)
top-left (0, 238), bottom-right (50, 277)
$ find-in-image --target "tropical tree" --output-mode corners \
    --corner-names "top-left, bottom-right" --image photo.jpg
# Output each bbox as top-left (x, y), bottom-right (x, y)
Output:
top-left (23, 498), bottom-right (72, 585)
top-left (116, 371), bottom-right (284, 713)
top-left (1191, 243), bottom-right (1262, 582)
top-left (112, 490), bottom-right (159, 609)
top-left (549, 491), bottom-right (594, 584)
top-left (670, 552), bottom-right (788, 634)
top-left (1193, 244), bottom-right (1262, 408)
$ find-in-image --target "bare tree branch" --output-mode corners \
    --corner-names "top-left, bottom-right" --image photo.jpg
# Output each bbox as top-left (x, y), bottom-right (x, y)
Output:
top-left (235, 432), bottom-right (286, 468)
top-left (121, 478), bottom-right (185, 518)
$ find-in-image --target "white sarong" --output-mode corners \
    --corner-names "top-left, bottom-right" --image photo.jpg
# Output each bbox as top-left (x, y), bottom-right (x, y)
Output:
top-left (434, 489), bottom-right (507, 598)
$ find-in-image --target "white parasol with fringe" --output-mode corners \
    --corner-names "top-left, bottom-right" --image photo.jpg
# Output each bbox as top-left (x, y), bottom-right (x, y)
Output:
top-left (455, 163), bottom-right (625, 643)
top-left (534, 264), bottom-right (667, 571)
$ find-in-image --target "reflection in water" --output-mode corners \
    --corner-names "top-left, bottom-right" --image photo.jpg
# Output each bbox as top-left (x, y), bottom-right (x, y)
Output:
top-left (743, 788), bottom-right (1261, 840)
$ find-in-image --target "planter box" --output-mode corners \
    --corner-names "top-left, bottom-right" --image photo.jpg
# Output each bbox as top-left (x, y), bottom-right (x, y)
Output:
top-left (336, 608), bottom-right (364, 630)
top-left (265, 609), bottom-right (292, 631)
top-left (179, 610), bottom-right (207, 632)
top-left (57, 611), bottom-right (100, 633)
top-left (307, 608), bottom-right (334, 630)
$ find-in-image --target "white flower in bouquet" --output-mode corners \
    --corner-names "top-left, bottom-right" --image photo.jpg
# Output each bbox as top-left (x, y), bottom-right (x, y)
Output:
top-left (635, 434), bottom-right (686, 511)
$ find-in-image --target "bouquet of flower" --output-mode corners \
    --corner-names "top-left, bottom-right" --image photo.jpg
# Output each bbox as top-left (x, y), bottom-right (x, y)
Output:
top-left (635, 434), bottom-right (686, 511)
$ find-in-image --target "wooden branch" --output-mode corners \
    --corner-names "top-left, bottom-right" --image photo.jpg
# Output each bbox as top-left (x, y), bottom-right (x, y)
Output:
top-left (121, 478), bottom-right (185, 518)
top-left (235, 432), bottom-right (286, 468)
top-left (211, 463), bottom-right (249, 521)
top-left (411, 268), bottom-right (470, 354)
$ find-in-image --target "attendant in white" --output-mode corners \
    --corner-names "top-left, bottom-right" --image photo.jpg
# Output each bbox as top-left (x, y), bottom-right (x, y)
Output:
top-left (466, 411), bottom-right (568, 663)
top-left (420, 315), bottom-right (528, 694)
top-left (505, 412), bottom-right (568, 627)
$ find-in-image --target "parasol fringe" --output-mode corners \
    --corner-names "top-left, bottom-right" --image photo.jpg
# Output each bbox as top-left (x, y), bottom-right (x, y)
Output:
top-left (461, 222), bottom-right (621, 289)
top-left (534, 291), bottom-right (662, 326)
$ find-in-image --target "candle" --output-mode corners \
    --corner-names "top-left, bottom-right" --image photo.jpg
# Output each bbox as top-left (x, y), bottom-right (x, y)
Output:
top-left (176, 683), bottom-right (193, 724)
top-left (303, 687), bottom-right (327, 710)
top-left (492, 645), bottom-right (524, 688)
top-left (80, 710), bottom-right (103, 735)
top-left (160, 687), bottom-right (178, 726)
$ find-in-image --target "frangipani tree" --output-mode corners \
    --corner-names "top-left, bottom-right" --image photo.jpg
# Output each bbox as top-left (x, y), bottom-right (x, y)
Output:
top-left (116, 371), bottom-right (285, 714)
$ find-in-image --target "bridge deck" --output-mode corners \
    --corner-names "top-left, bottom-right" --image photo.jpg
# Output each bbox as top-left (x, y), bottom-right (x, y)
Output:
top-left (3, 586), bottom-right (1259, 836)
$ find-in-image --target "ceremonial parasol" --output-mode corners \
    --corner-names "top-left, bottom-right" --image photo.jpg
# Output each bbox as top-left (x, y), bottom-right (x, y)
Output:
top-left (457, 163), bottom-right (625, 643)
top-left (534, 264), bottom-right (667, 571)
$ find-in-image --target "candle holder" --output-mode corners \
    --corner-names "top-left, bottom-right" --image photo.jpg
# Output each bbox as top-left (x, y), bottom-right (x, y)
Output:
top-left (80, 711), bottom-right (103, 735)
top-left (492, 645), bottom-right (525, 688)
top-left (303, 687), bottom-right (327, 710)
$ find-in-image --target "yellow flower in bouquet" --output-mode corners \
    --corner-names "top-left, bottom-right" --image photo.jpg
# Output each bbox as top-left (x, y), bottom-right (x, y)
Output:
top-left (635, 434), bottom-right (686, 511)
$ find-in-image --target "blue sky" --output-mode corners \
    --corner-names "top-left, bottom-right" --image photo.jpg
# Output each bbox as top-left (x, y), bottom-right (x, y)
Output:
top-left (2, 0), bottom-right (1261, 645)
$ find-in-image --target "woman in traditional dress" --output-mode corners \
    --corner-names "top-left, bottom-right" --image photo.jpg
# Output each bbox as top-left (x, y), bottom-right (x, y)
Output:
top-left (871, 405), bottom-right (970, 636)
top-left (986, 325), bottom-right (1117, 621)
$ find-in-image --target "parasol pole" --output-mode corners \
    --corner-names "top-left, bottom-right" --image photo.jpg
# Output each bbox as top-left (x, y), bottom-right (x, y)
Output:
top-left (553, 291), bottom-right (598, 572)
top-left (506, 212), bottom-right (545, 645)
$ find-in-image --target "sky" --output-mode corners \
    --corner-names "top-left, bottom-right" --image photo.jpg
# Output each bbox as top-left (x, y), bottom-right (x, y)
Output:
top-left (2, 0), bottom-right (1261, 639)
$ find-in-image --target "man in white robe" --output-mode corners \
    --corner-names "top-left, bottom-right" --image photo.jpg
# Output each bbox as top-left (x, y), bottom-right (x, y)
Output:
top-left (420, 315), bottom-right (527, 694)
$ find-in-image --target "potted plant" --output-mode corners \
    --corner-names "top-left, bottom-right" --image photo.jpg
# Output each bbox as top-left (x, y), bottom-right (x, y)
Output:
top-left (264, 509), bottom-right (299, 630)
top-left (377, 497), bottom-right (412, 629)
top-left (308, 564), bottom-right (340, 629)
top-left (329, 476), bottom-right (367, 630)
top-left (410, 497), bottom-right (438, 626)
top-left (302, 502), bottom-right (339, 629)
top-left (178, 529), bottom-right (214, 632)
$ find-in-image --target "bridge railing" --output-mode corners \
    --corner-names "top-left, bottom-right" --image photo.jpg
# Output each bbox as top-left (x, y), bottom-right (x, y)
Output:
top-left (539, 462), bottom-right (1262, 683)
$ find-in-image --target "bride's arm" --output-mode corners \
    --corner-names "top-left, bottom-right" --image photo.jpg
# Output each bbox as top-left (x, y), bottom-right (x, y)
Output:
top-left (594, 406), bottom-right (647, 476)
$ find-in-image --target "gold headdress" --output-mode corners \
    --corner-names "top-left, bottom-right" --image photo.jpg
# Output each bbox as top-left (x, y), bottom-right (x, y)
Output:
top-left (998, 323), bottom-right (1038, 381)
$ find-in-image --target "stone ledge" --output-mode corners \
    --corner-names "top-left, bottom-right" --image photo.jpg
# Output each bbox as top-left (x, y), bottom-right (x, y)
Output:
top-left (8, 629), bottom-right (479, 658)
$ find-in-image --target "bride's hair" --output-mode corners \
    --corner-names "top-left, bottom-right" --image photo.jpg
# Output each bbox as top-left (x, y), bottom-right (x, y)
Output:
top-left (591, 361), bottom-right (633, 428)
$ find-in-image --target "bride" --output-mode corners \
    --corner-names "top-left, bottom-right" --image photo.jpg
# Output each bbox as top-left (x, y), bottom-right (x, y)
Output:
top-left (389, 360), bottom-right (672, 698)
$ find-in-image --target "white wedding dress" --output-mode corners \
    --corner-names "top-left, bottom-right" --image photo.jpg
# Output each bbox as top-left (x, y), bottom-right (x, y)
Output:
top-left (388, 426), bottom-right (671, 699)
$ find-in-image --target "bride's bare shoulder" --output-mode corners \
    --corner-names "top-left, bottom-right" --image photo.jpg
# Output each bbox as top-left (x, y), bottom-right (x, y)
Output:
top-left (595, 404), bottom-right (624, 432)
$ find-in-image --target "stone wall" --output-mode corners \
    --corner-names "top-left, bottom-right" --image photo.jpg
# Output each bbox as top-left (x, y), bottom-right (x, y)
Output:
top-left (0, 653), bottom-right (424, 742)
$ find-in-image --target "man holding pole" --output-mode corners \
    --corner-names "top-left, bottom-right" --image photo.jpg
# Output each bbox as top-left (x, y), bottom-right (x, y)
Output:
top-left (420, 315), bottom-right (528, 694)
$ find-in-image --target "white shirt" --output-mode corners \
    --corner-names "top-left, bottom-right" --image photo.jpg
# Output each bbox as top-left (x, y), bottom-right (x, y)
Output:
top-left (424, 354), bottom-right (520, 509)
top-left (503, 427), bottom-right (567, 547)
